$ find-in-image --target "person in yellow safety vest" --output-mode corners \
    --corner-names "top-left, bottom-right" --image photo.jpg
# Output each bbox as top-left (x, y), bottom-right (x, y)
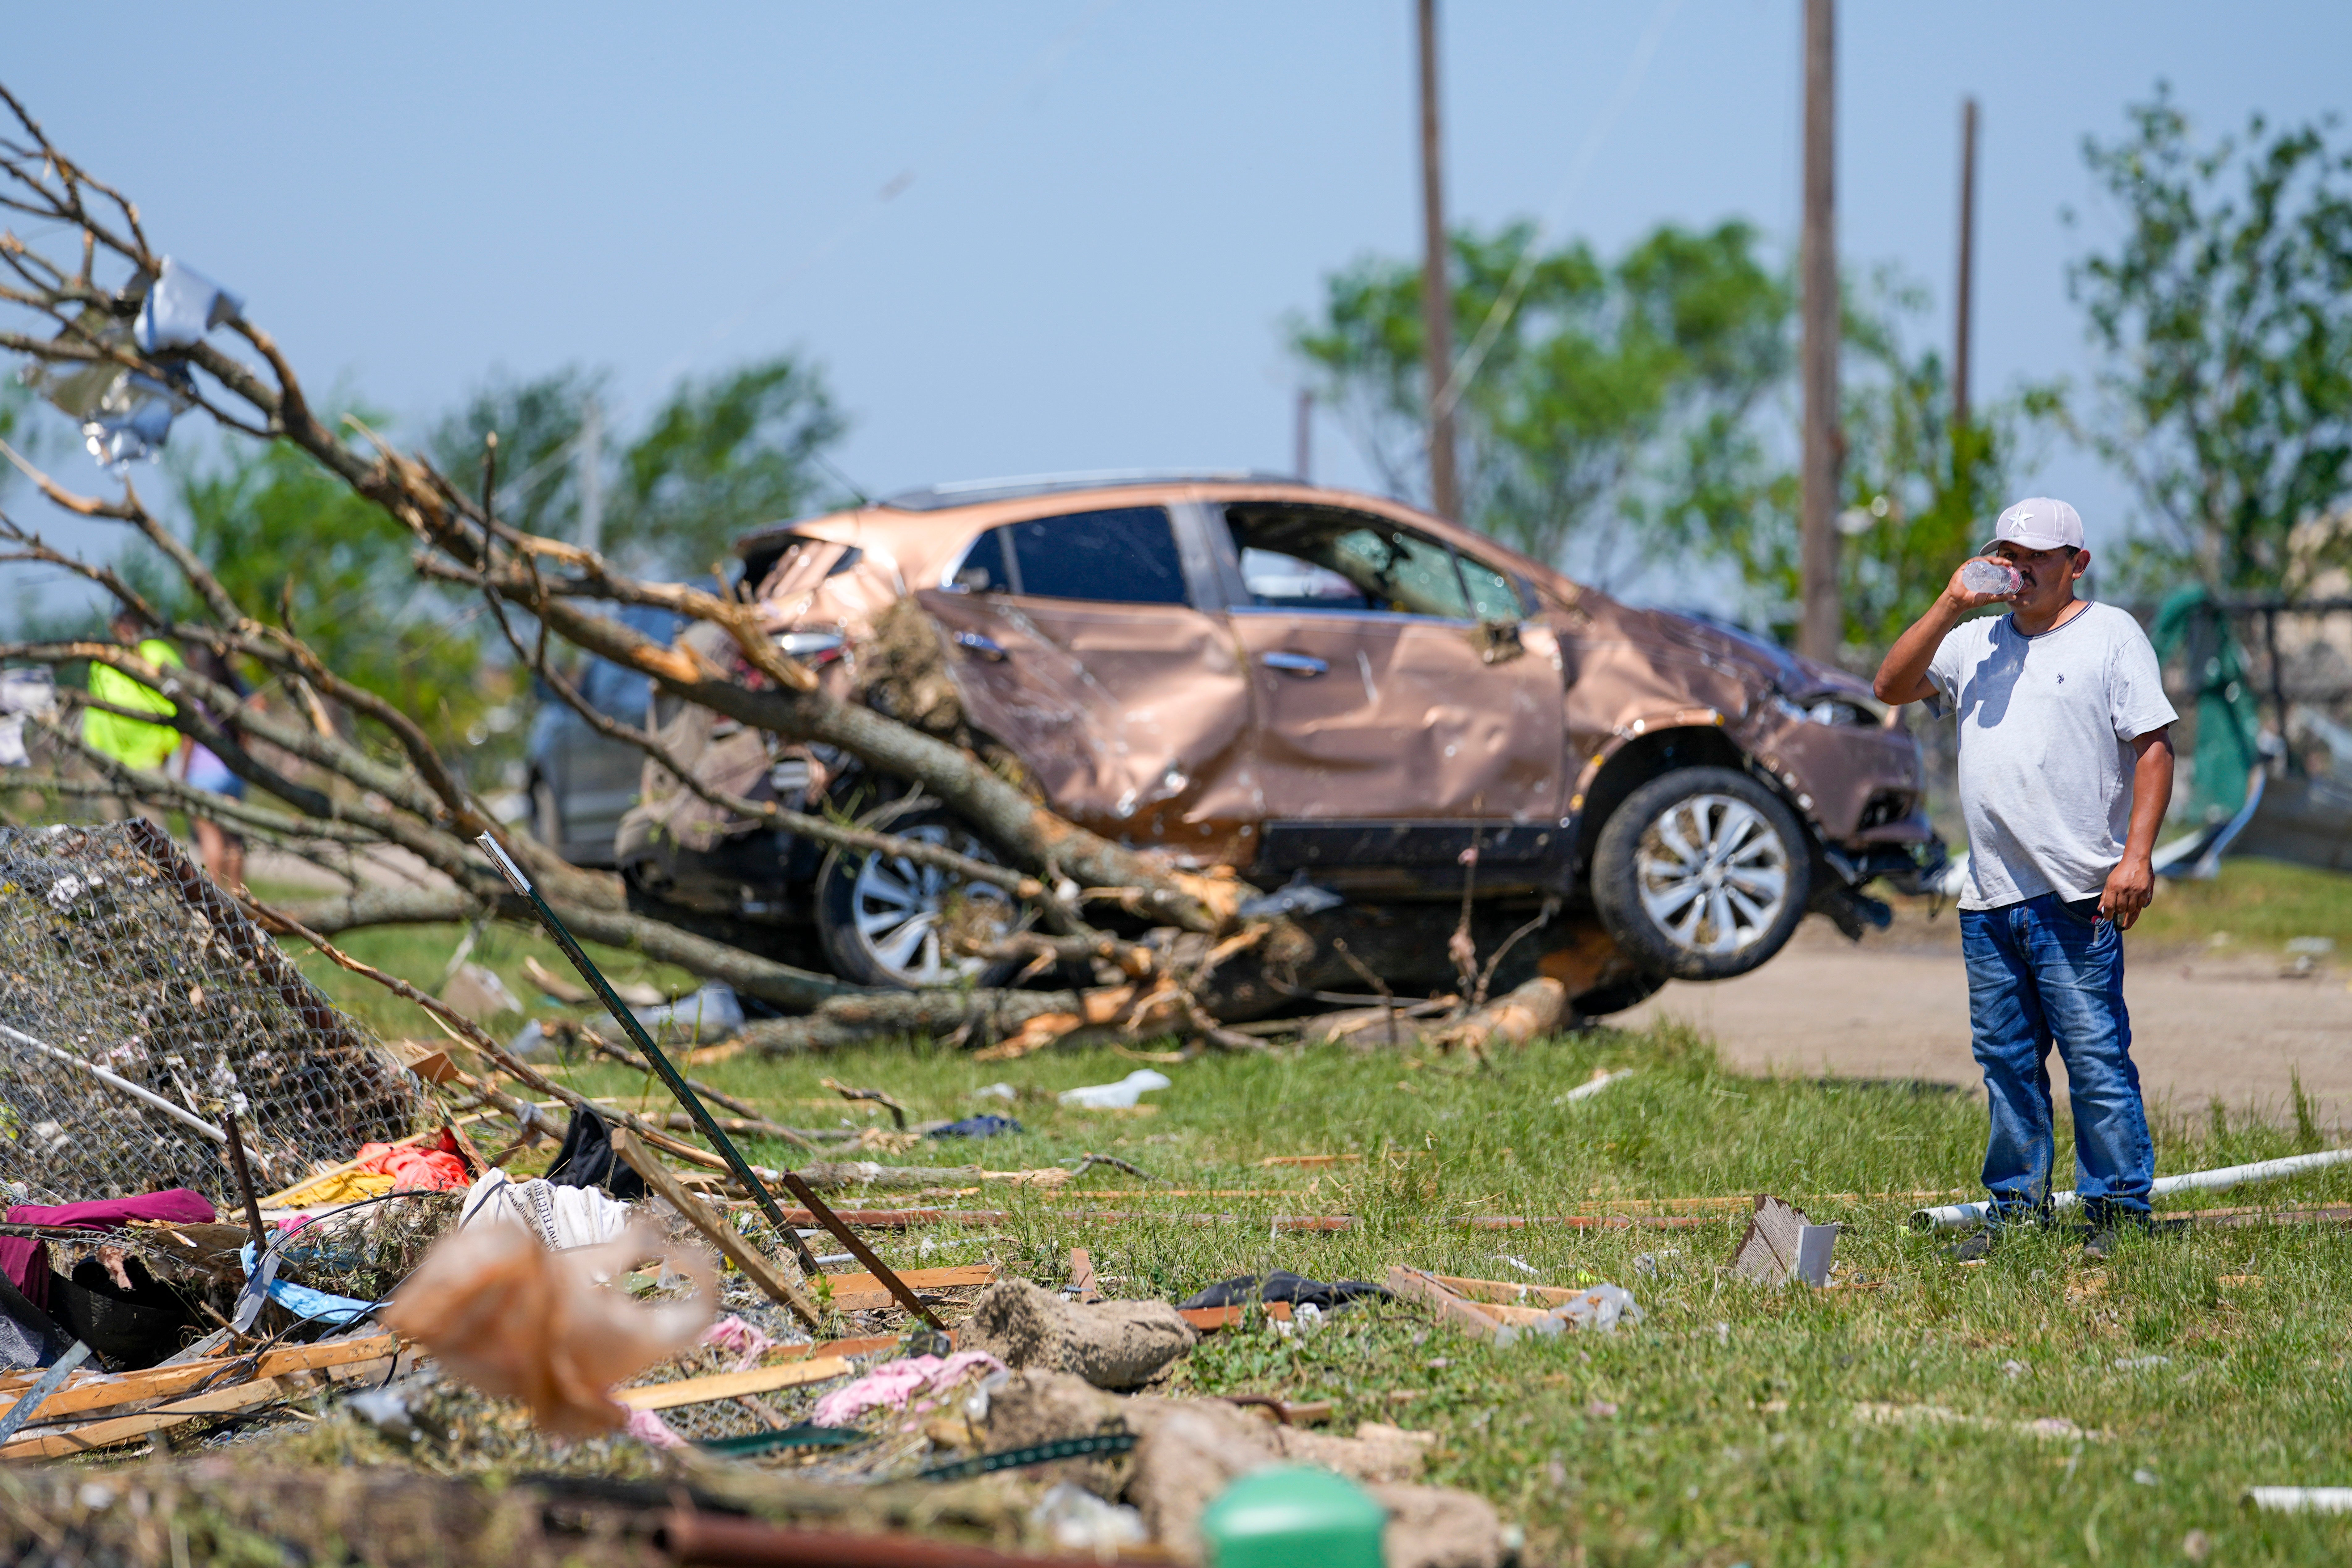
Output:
top-left (83, 606), bottom-right (186, 775)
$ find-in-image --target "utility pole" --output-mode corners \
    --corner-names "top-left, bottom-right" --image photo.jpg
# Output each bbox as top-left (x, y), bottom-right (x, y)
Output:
top-left (1417, 0), bottom-right (1459, 520)
top-left (1797, 0), bottom-right (1840, 663)
top-left (1951, 96), bottom-right (1978, 430)
top-left (1294, 388), bottom-right (1313, 483)
top-left (577, 394), bottom-right (604, 554)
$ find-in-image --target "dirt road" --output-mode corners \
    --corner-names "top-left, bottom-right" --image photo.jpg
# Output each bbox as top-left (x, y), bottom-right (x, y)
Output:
top-left (1619, 916), bottom-right (2352, 1131)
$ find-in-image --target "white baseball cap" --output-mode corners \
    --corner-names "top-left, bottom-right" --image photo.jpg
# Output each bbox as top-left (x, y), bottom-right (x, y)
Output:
top-left (1983, 497), bottom-right (2084, 554)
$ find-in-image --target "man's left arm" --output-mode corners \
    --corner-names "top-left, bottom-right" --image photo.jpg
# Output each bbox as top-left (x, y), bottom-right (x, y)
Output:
top-left (2101, 727), bottom-right (2175, 930)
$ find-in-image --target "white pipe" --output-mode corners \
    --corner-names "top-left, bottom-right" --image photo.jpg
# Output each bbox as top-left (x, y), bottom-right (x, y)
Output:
top-left (1557, 1068), bottom-right (1636, 1104)
top-left (0, 1021), bottom-right (229, 1144)
top-left (1910, 1149), bottom-right (2352, 1231)
top-left (2245, 1488), bottom-right (2352, 1514)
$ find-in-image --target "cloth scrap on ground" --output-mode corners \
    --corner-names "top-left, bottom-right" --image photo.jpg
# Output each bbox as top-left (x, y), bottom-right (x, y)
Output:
top-left (457, 1170), bottom-right (632, 1250)
top-left (811, 1350), bottom-right (1007, 1427)
top-left (929, 1115), bottom-right (1024, 1140)
top-left (357, 1134), bottom-right (469, 1194)
top-left (1178, 1271), bottom-right (1391, 1312)
top-left (1, 1189), bottom-right (218, 1313)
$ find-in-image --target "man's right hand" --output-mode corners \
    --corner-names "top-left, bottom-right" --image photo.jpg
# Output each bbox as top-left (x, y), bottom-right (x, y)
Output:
top-left (1876, 557), bottom-right (2010, 705)
top-left (1942, 558), bottom-right (2021, 613)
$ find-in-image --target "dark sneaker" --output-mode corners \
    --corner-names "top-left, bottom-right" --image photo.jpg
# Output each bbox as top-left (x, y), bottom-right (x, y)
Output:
top-left (1941, 1229), bottom-right (1997, 1262)
top-left (2081, 1225), bottom-right (2117, 1261)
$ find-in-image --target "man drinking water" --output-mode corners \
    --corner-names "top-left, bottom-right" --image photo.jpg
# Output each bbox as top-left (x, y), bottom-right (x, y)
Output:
top-left (1873, 499), bottom-right (2177, 1260)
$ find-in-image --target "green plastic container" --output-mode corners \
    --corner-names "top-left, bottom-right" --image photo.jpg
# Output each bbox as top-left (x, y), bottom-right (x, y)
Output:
top-left (1200, 1465), bottom-right (1387, 1568)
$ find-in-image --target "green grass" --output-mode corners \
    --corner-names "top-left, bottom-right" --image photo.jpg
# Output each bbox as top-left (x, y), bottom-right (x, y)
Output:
top-left (266, 902), bottom-right (2352, 1563)
top-left (2131, 856), bottom-right (2352, 955)
top-left (499, 1026), bottom-right (2352, 1566)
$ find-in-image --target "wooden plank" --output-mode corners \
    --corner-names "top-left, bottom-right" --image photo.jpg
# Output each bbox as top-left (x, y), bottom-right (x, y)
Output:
top-left (0, 1333), bottom-right (401, 1426)
top-left (614, 1128), bottom-right (822, 1331)
top-left (1179, 1302), bottom-right (1293, 1331)
top-left (1385, 1266), bottom-right (1503, 1342)
top-left (1430, 1273), bottom-right (1586, 1309)
top-left (819, 1264), bottom-right (997, 1295)
top-left (615, 1356), bottom-right (854, 1411)
top-left (774, 1335), bottom-right (904, 1361)
top-left (2, 1351), bottom-right (399, 1459)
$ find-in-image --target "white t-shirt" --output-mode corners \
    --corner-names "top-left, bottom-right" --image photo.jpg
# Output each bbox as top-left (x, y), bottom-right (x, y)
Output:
top-left (1927, 601), bottom-right (2179, 911)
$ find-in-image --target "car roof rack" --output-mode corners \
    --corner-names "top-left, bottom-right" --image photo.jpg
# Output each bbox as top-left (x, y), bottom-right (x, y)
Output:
top-left (876, 469), bottom-right (1295, 512)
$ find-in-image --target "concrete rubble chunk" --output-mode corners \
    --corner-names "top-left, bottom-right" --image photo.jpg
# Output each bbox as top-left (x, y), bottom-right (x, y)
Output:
top-left (957, 1279), bottom-right (1197, 1389)
top-left (1368, 1482), bottom-right (1507, 1568)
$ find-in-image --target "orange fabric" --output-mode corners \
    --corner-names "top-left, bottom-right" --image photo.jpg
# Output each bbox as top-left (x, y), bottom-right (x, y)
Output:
top-left (356, 1139), bottom-right (469, 1193)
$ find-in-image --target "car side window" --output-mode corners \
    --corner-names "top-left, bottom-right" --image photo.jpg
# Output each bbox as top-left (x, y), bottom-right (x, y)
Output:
top-left (1226, 505), bottom-right (1473, 620)
top-left (1455, 553), bottom-right (1526, 622)
top-left (951, 527), bottom-right (1013, 593)
top-left (956, 506), bottom-right (1192, 606)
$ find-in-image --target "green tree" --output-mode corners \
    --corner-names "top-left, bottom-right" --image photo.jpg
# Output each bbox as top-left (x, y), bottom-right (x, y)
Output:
top-left (1292, 221), bottom-right (1787, 583)
top-left (2070, 84), bottom-right (2352, 599)
top-left (612, 356), bottom-right (846, 576)
top-left (430, 366), bottom-right (609, 540)
top-left (1669, 272), bottom-right (2059, 650)
top-left (157, 427), bottom-right (517, 762)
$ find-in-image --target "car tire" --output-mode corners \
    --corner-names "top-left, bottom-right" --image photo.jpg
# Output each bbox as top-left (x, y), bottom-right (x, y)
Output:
top-left (814, 800), bottom-right (1030, 990)
top-left (1591, 766), bottom-right (1810, 982)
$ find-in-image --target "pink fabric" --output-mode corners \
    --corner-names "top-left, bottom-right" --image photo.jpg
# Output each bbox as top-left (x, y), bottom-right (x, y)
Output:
top-left (2, 1189), bottom-right (217, 1312)
top-left (703, 1314), bottom-right (778, 1374)
top-left (810, 1350), bottom-right (1005, 1428)
top-left (624, 1406), bottom-right (686, 1448)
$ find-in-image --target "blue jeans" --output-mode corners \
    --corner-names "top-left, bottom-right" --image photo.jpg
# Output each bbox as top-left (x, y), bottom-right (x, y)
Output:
top-left (1960, 892), bottom-right (2153, 1226)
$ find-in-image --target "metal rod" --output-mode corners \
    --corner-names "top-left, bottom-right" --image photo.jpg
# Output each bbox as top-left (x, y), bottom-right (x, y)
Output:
top-left (0, 1340), bottom-right (92, 1446)
top-left (473, 833), bottom-right (826, 1278)
top-left (770, 1168), bottom-right (943, 1332)
top-left (221, 1111), bottom-right (269, 1254)
top-left (0, 1022), bottom-right (227, 1144)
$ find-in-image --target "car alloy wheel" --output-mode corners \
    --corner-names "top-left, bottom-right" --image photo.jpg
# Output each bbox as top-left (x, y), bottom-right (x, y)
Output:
top-left (815, 802), bottom-right (1031, 990)
top-left (1635, 793), bottom-right (1791, 957)
top-left (1590, 765), bottom-right (1811, 982)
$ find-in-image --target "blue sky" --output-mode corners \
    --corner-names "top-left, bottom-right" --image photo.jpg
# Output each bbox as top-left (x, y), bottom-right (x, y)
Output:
top-left (7, 2), bottom-right (2348, 608)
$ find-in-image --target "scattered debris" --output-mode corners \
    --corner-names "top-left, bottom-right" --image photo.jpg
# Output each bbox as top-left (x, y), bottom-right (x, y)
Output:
top-left (612, 1128), bottom-right (819, 1329)
top-left (521, 955), bottom-right (592, 1004)
top-left (821, 1077), bottom-right (911, 1129)
top-left (1178, 1272), bottom-right (1389, 1313)
top-left (1733, 1195), bottom-right (1840, 1286)
top-left (1556, 1066), bottom-right (1637, 1104)
top-left (440, 961), bottom-right (523, 1023)
top-left (0, 823), bottom-right (418, 1200)
top-left (635, 982), bottom-right (745, 1042)
top-left (929, 1113), bottom-right (1024, 1140)
top-left (1059, 1069), bottom-right (1172, 1110)
top-left (959, 1279), bottom-right (1197, 1389)
top-left (1851, 1402), bottom-right (2106, 1442)
top-left (1034, 1480), bottom-right (1150, 1553)
top-left (809, 1349), bottom-right (1005, 1426)
top-left (2243, 1486), bottom-right (2352, 1513)
top-left (1912, 1149), bottom-right (2352, 1231)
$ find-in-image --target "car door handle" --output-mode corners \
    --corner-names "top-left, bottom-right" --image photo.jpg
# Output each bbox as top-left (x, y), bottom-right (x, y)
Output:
top-left (953, 630), bottom-right (1009, 662)
top-left (1262, 651), bottom-right (1328, 677)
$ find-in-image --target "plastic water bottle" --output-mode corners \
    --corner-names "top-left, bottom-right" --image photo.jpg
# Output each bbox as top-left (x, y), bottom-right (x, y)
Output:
top-left (1960, 558), bottom-right (2021, 597)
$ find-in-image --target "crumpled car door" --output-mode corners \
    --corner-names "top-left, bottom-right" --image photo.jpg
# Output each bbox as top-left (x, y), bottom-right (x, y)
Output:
top-left (913, 504), bottom-right (1256, 865)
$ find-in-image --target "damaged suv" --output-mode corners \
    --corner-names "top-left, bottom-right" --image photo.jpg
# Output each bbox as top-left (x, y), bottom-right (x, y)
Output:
top-left (613, 474), bottom-right (1942, 1015)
